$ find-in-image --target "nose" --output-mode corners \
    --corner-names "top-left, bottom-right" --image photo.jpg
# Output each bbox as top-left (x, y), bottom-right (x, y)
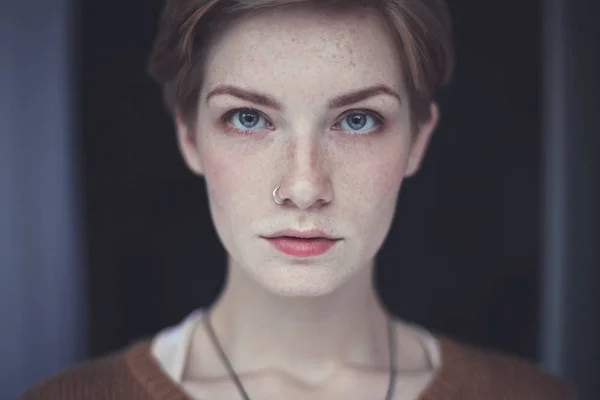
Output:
top-left (278, 136), bottom-right (333, 210)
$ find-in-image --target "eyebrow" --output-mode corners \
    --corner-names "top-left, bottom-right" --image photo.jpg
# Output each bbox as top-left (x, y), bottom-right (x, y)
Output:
top-left (205, 84), bottom-right (402, 110)
top-left (328, 85), bottom-right (402, 108)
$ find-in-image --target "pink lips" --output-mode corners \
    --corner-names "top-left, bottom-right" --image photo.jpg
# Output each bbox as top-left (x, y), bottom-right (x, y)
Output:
top-left (262, 229), bottom-right (340, 257)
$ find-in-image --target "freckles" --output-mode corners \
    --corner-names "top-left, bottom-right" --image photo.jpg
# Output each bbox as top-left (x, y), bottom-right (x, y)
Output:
top-left (336, 135), bottom-right (407, 199)
top-left (243, 50), bottom-right (270, 73)
top-left (201, 148), bottom-right (243, 198)
top-left (377, 159), bottom-right (405, 196)
top-left (378, 144), bottom-right (408, 190)
top-left (201, 143), bottom-right (270, 209)
top-left (201, 155), bottom-right (227, 199)
top-left (335, 158), bottom-right (401, 210)
top-left (354, 152), bottom-right (406, 203)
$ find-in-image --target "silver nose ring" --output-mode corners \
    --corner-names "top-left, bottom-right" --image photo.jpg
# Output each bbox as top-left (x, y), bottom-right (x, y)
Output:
top-left (272, 186), bottom-right (286, 205)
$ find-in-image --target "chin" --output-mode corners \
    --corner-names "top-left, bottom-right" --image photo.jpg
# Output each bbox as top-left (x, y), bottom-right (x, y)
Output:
top-left (250, 262), bottom-right (352, 297)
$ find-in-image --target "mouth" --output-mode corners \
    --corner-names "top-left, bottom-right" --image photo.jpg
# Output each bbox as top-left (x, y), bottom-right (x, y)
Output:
top-left (261, 229), bottom-right (341, 257)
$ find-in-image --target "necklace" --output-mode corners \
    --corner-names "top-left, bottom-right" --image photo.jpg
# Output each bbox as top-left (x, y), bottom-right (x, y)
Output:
top-left (204, 314), bottom-right (397, 400)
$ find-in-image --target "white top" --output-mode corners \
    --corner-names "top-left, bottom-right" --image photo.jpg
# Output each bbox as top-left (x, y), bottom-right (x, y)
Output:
top-left (151, 310), bottom-right (442, 385)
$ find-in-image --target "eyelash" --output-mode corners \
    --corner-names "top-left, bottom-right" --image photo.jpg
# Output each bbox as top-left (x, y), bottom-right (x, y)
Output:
top-left (220, 108), bottom-right (274, 136)
top-left (219, 108), bottom-right (385, 136)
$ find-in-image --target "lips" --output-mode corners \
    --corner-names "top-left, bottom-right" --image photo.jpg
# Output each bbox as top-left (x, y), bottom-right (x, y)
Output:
top-left (262, 229), bottom-right (341, 257)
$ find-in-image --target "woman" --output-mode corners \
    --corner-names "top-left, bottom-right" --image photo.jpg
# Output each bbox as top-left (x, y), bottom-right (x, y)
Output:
top-left (21, 0), bottom-right (574, 399)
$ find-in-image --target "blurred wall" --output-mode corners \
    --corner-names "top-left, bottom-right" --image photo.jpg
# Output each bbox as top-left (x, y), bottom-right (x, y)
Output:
top-left (0, 1), bottom-right (85, 398)
top-left (541, 0), bottom-right (600, 396)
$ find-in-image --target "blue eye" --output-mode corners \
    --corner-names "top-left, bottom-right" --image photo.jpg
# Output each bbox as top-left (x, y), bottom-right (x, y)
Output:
top-left (229, 109), bottom-right (270, 130)
top-left (338, 111), bottom-right (381, 133)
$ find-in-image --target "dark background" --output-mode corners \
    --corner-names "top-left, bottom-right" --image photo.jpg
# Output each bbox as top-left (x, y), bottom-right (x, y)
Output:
top-left (82, 0), bottom-right (544, 361)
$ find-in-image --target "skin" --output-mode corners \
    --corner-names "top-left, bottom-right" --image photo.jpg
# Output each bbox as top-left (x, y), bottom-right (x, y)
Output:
top-left (175, 5), bottom-right (440, 399)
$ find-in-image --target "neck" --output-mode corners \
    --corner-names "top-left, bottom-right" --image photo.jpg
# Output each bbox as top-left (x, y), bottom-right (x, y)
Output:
top-left (205, 257), bottom-right (390, 382)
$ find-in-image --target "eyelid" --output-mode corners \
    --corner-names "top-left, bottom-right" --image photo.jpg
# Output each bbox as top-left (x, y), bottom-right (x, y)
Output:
top-left (221, 107), bottom-right (268, 122)
top-left (337, 108), bottom-right (384, 121)
top-left (221, 107), bottom-right (275, 130)
top-left (332, 109), bottom-right (385, 130)
top-left (220, 107), bottom-right (384, 135)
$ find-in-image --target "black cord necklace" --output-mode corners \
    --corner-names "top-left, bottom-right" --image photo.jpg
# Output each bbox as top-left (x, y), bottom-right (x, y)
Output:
top-left (204, 314), bottom-right (397, 400)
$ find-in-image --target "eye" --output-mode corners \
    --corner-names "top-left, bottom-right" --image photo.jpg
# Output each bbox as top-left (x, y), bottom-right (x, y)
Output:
top-left (335, 111), bottom-right (383, 134)
top-left (226, 108), bottom-right (272, 132)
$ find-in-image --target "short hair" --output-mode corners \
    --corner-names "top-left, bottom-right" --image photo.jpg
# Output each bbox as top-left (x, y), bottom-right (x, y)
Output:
top-left (148, 0), bottom-right (454, 126)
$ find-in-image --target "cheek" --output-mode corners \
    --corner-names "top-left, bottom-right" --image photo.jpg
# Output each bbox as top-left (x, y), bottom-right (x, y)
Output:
top-left (199, 142), bottom-right (268, 216)
top-left (361, 159), bottom-right (405, 219)
top-left (203, 155), bottom-right (245, 205)
top-left (338, 138), bottom-right (408, 208)
top-left (201, 153), bottom-right (230, 200)
top-left (371, 149), bottom-right (406, 194)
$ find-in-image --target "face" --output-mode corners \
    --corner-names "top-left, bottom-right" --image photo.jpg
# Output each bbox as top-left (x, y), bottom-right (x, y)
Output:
top-left (176, 6), bottom-right (439, 296)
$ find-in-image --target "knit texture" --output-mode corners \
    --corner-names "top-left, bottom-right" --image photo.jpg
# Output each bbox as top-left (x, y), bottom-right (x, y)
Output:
top-left (19, 335), bottom-right (574, 400)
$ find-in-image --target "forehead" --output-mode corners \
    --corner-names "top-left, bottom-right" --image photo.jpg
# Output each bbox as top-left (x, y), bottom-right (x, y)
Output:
top-left (202, 6), bottom-right (405, 99)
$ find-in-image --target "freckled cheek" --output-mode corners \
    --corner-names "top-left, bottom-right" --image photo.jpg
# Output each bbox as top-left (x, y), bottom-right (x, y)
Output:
top-left (202, 156), bottom-right (239, 200)
top-left (372, 157), bottom-right (406, 197)
top-left (338, 145), bottom-right (407, 207)
top-left (200, 149), bottom-right (267, 212)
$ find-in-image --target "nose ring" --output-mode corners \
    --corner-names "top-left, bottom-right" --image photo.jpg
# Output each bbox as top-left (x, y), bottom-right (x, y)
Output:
top-left (272, 186), bottom-right (286, 205)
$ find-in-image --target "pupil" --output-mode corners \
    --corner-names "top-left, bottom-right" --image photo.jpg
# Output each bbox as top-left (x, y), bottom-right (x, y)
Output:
top-left (239, 111), bottom-right (258, 127)
top-left (348, 114), bottom-right (366, 129)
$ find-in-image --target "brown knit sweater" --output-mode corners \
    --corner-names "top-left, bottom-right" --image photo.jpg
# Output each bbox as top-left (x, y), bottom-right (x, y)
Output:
top-left (19, 335), bottom-right (574, 400)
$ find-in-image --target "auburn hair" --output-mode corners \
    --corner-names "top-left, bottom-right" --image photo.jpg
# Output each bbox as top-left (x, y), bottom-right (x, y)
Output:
top-left (148, 0), bottom-right (454, 126)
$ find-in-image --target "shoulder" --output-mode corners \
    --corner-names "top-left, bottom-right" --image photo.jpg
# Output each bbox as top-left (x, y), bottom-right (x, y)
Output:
top-left (435, 335), bottom-right (575, 399)
top-left (18, 340), bottom-right (154, 400)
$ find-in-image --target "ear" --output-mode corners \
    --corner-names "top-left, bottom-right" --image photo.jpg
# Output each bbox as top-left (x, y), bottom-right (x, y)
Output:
top-left (174, 108), bottom-right (204, 176)
top-left (404, 102), bottom-right (440, 177)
